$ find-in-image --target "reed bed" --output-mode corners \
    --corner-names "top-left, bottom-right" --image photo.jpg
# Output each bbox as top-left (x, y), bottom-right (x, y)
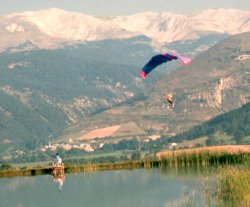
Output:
top-left (157, 146), bottom-right (250, 207)
top-left (158, 146), bottom-right (249, 168)
top-left (215, 165), bottom-right (250, 207)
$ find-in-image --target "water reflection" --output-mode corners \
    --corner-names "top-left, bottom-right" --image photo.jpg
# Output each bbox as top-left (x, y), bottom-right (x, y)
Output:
top-left (53, 174), bottom-right (65, 192)
top-left (52, 163), bottom-right (65, 192)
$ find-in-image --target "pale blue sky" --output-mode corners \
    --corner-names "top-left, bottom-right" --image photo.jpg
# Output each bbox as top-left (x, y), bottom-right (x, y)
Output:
top-left (1, 0), bottom-right (250, 16)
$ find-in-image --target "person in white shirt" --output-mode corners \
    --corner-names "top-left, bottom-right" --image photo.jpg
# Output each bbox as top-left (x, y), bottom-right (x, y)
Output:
top-left (56, 153), bottom-right (62, 166)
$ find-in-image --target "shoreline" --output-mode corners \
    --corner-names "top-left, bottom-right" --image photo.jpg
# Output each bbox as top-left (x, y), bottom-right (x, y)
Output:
top-left (1, 145), bottom-right (249, 178)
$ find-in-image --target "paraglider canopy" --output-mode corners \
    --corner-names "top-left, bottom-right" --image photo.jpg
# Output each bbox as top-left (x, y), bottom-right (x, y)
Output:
top-left (140, 52), bottom-right (191, 79)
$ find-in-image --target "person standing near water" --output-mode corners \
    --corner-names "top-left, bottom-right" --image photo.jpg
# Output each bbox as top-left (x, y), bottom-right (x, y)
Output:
top-left (56, 153), bottom-right (62, 166)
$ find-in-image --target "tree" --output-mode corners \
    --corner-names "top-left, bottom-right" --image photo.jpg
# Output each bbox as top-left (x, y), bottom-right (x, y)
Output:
top-left (131, 150), bottom-right (141, 161)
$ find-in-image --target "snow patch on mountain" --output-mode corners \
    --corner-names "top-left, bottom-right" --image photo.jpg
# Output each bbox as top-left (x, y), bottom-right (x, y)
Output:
top-left (190, 9), bottom-right (250, 34)
top-left (17, 8), bottom-right (137, 41)
top-left (6, 23), bottom-right (24, 33)
top-left (112, 9), bottom-right (250, 43)
top-left (112, 12), bottom-right (197, 43)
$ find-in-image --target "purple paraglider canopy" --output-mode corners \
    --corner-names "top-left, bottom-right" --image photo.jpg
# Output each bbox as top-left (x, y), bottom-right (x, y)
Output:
top-left (140, 52), bottom-right (191, 79)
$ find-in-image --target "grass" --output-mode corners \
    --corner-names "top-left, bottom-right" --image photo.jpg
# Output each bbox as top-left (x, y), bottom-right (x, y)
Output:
top-left (176, 137), bottom-right (207, 148)
top-left (188, 164), bottom-right (250, 207)
top-left (63, 150), bottom-right (126, 160)
top-left (157, 146), bottom-right (249, 168)
top-left (157, 146), bottom-right (250, 207)
top-left (11, 161), bottom-right (51, 167)
top-left (241, 136), bottom-right (250, 144)
top-left (215, 164), bottom-right (250, 207)
top-left (165, 155), bottom-right (250, 207)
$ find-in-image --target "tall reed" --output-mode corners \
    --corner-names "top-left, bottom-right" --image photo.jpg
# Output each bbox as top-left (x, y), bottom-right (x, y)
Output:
top-left (215, 164), bottom-right (250, 207)
top-left (159, 149), bottom-right (248, 168)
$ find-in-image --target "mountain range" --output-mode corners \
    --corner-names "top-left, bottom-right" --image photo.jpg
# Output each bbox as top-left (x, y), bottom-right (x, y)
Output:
top-left (0, 8), bottom-right (250, 157)
top-left (1, 8), bottom-right (250, 52)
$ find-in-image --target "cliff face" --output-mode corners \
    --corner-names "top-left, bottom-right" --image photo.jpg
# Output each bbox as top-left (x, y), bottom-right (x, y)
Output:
top-left (188, 77), bottom-right (235, 108)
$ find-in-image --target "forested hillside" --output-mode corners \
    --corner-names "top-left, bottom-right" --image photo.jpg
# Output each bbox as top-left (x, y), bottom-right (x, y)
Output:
top-left (0, 37), bottom-right (160, 152)
top-left (168, 102), bottom-right (250, 144)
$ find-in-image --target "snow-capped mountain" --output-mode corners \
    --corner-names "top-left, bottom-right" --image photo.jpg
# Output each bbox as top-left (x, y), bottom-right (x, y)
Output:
top-left (113, 8), bottom-right (250, 43)
top-left (11, 8), bottom-right (136, 41)
top-left (1, 8), bottom-right (250, 52)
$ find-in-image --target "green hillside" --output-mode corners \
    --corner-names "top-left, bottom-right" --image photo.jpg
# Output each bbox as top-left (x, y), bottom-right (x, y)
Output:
top-left (0, 37), bottom-right (161, 152)
top-left (168, 102), bottom-right (250, 144)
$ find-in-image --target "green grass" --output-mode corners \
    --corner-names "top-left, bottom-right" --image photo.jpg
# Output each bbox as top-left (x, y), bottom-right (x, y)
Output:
top-left (212, 132), bottom-right (236, 145)
top-left (241, 136), bottom-right (250, 144)
top-left (215, 165), bottom-right (250, 207)
top-left (169, 156), bottom-right (250, 207)
top-left (63, 150), bottom-right (131, 161)
top-left (11, 161), bottom-right (52, 168)
top-left (177, 137), bottom-right (208, 148)
top-left (159, 150), bottom-right (248, 168)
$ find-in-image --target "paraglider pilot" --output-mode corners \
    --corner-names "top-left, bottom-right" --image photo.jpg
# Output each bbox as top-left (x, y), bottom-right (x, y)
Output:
top-left (166, 94), bottom-right (174, 108)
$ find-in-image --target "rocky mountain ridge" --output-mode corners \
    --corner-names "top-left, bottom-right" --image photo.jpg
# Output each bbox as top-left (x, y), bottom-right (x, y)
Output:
top-left (1, 8), bottom-right (250, 52)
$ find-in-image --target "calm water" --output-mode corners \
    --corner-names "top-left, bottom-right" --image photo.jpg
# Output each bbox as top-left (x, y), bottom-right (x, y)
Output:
top-left (0, 168), bottom-right (204, 207)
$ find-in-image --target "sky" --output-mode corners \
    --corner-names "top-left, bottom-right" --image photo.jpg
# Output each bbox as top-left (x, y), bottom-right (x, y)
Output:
top-left (1, 0), bottom-right (250, 16)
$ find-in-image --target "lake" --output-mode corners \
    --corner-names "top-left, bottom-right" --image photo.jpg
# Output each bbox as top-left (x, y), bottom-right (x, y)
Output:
top-left (0, 168), bottom-right (206, 207)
